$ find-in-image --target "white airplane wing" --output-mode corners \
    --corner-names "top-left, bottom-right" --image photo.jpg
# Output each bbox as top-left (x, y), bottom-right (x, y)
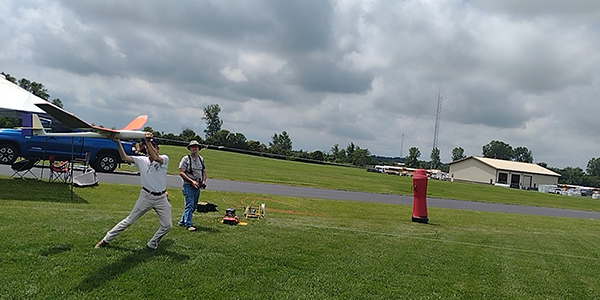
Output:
top-left (32, 102), bottom-right (148, 139)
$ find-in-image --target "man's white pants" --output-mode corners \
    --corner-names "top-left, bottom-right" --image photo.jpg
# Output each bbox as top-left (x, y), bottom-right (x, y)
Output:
top-left (103, 189), bottom-right (172, 249)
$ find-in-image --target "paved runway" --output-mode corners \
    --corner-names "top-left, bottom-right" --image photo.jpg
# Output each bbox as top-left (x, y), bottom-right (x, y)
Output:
top-left (2, 164), bottom-right (600, 220)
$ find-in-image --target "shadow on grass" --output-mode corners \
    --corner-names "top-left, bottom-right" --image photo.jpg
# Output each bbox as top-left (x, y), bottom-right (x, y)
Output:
top-left (40, 243), bottom-right (73, 256)
top-left (0, 177), bottom-right (88, 204)
top-left (424, 222), bottom-right (442, 227)
top-left (196, 226), bottom-right (221, 233)
top-left (76, 240), bottom-right (189, 292)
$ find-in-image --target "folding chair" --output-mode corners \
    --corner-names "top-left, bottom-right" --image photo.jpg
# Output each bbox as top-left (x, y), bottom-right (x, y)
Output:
top-left (72, 152), bottom-right (92, 173)
top-left (49, 155), bottom-right (70, 183)
top-left (10, 158), bottom-right (40, 180)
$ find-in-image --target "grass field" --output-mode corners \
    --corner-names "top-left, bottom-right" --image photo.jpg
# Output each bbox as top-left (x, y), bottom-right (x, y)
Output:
top-left (1, 178), bottom-right (600, 299)
top-left (2, 148), bottom-right (600, 299)
top-left (151, 146), bottom-right (600, 212)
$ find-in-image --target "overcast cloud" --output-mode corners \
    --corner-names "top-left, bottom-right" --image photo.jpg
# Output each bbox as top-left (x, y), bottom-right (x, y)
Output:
top-left (2, 0), bottom-right (600, 168)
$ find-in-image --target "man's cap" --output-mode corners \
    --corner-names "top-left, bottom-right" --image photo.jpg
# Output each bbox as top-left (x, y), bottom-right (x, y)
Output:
top-left (187, 140), bottom-right (202, 150)
top-left (149, 138), bottom-right (159, 147)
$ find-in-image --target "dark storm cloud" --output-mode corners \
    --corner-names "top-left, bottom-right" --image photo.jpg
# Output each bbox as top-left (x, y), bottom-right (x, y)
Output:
top-left (228, 78), bottom-right (289, 102)
top-left (50, 0), bottom-right (370, 100)
top-left (470, 0), bottom-right (600, 18)
top-left (266, 0), bottom-right (334, 54)
top-left (61, 0), bottom-right (274, 40)
top-left (4, 0), bottom-right (600, 169)
top-left (58, 0), bottom-right (334, 56)
top-left (444, 86), bottom-right (531, 128)
top-left (286, 57), bottom-right (373, 94)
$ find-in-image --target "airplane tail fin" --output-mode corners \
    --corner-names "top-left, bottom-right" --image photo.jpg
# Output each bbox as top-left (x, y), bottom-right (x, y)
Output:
top-left (121, 114), bottom-right (148, 131)
top-left (21, 114), bottom-right (47, 136)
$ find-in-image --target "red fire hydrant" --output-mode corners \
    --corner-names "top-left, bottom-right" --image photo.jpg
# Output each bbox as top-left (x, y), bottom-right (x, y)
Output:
top-left (412, 169), bottom-right (429, 223)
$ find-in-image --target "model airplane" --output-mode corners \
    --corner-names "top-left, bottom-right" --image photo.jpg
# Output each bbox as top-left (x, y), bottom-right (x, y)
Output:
top-left (25, 102), bottom-right (148, 139)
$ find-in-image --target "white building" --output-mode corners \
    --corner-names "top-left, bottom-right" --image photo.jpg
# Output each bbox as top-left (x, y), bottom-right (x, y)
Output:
top-left (448, 156), bottom-right (560, 189)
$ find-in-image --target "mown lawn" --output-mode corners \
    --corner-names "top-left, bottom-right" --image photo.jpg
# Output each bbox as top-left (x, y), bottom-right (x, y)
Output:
top-left (134, 146), bottom-right (600, 212)
top-left (1, 178), bottom-right (600, 299)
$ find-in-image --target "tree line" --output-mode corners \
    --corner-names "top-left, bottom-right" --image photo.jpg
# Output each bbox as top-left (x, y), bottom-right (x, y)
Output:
top-left (5, 73), bottom-right (600, 186)
top-left (145, 104), bottom-right (373, 167)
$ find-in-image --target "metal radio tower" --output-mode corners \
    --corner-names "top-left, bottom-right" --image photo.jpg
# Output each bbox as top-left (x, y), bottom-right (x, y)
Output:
top-left (400, 133), bottom-right (404, 158)
top-left (432, 84), bottom-right (443, 151)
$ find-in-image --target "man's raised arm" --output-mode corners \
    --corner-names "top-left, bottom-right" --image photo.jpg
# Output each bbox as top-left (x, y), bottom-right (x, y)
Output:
top-left (144, 133), bottom-right (163, 164)
top-left (108, 133), bottom-right (134, 163)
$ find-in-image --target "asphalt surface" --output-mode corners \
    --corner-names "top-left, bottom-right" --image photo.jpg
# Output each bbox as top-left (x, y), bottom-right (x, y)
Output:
top-left (3, 164), bottom-right (600, 220)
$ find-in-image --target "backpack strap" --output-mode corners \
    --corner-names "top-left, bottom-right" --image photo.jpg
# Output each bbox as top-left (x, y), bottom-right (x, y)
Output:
top-left (188, 154), bottom-right (205, 176)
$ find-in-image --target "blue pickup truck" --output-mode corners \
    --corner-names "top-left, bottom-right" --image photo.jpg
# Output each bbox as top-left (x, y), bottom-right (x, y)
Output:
top-left (0, 128), bottom-right (137, 173)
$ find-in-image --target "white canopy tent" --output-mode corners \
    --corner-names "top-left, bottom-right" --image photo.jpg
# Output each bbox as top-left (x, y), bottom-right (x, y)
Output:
top-left (0, 76), bottom-right (48, 118)
top-left (0, 76), bottom-right (96, 190)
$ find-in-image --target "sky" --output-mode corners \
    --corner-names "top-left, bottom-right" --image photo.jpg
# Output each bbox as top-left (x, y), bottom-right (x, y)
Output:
top-left (1, 0), bottom-right (600, 169)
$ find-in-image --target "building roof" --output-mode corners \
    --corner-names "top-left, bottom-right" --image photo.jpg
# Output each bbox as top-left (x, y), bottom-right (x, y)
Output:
top-left (449, 156), bottom-right (561, 177)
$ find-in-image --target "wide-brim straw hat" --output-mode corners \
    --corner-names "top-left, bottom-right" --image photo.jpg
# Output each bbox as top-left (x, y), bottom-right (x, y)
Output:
top-left (187, 140), bottom-right (201, 150)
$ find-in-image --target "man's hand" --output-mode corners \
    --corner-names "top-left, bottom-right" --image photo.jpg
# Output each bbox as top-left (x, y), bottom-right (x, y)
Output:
top-left (192, 180), bottom-right (207, 189)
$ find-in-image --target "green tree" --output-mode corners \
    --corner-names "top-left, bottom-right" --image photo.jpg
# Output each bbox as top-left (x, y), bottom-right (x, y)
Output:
top-left (51, 98), bottom-right (64, 108)
top-left (329, 144), bottom-right (346, 163)
top-left (180, 128), bottom-right (197, 141)
top-left (430, 147), bottom-right (441, 169)
top-left (230, 133), bottom-right (248, 149)
top-left (202, 104), bottom-right (223, 139)
top-left (350, 147), bottom-right (371, 167)
top-left (206, 129), bottom-right (247, 149)
top-left (405, 147), bottom-right (421, 168)
top-left (558, 167), bottom-right (585, 185)
top-left (160, 132), bottom-right (182, 144)
top-left (206, 129), bottom-right (230, 146)
top-left (451, 147), bottom-right (466, 161)
top-left (0, 117), bottom-right (20, 128)
top-left (309, 150), bottom-right (325, 161)
top-left (513, 146), bottom-right (533, 163)
top-left (247, 140), bottom-right (267, 152)
top-left (1, 72), bottom-right (16, 83)
top-left (586, 157), bottom-right (600, 176)
top-left (269, 131), bottom-right (292, 155)
top-left (482, 140), bottom-right (513, 160)
top-left (346, 142), bottom-right (356, 159)
top-left (294, 150), bottom-right (310, 159)
top-left (18, 78), bottom-right (50, 100)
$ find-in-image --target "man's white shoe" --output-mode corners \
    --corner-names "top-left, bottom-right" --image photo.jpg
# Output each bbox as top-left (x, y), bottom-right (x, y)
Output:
top-left (94, 240), bottom-right (109, 248)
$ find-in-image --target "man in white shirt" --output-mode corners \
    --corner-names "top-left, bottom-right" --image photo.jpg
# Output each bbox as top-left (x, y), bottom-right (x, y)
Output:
top-left (95, 132), bottom-right (171, 250)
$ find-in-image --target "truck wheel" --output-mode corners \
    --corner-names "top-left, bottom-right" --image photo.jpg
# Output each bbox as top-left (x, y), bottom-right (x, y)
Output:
top-left (95, 153), bottom-right (118, 173)
top-left (0, 144), bottom-right (18, 165)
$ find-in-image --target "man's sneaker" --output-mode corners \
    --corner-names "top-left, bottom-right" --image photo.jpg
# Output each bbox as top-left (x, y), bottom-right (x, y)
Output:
top-left (94, 240), bottom-right (109, 248)
top-left (187, 226), bottom-right (197, 232)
